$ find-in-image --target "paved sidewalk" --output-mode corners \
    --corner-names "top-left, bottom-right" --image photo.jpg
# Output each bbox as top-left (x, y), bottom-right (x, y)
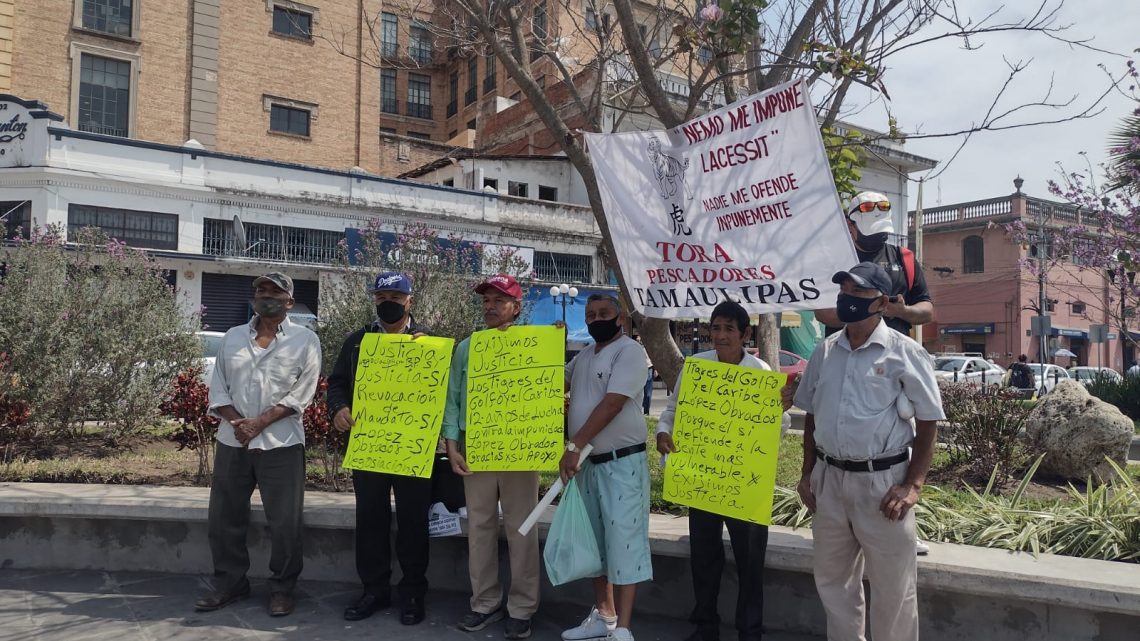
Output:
top-left (0, 569), bottom-right (822, 641)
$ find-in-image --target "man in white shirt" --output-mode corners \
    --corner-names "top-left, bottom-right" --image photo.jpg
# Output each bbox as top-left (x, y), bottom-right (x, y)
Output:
top-left (196, 272), bottom-right (321, 618)
top-left (560, 294), bottom-right (651, 641)
top-left (793, 262), bottom-right (944, 641)
top-left (655, 300), bottom-right (790, 641)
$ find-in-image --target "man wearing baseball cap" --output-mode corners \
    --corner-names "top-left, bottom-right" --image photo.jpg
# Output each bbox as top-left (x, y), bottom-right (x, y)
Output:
top-left (326, 271), bottom-right (435, 625)
top-left (442, 273), bottom-right (540, 640)
top-left (816, 191), bottom-right (934, 336)
top-left (792, 262), bottom-right (944, 641)
top-left (197, 272), bottom-right (321, 617)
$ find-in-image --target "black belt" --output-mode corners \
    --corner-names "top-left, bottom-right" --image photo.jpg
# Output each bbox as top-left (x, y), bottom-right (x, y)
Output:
top-left (816, 449), bottom-right (908, 472)
top-left (588, 442), bottom-right (647, 464)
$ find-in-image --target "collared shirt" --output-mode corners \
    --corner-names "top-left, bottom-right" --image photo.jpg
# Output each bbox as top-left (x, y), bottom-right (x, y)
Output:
top-left (794, 318), bottom-right (944, 460)
top-left (441, 335), bottom-right (474, 442)
top-left (566, 335), bottom-right (648, 454)
top-left (208, 315), bottom-right (322, 450)
top-left (656, 348), bottom-right (791, 436)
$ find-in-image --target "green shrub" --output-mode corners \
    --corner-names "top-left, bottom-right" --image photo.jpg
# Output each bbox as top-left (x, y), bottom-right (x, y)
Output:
top-left (1087, 374), bottom-right (1140, 420)
top-left (938, 383), bottom-right (1036, 488)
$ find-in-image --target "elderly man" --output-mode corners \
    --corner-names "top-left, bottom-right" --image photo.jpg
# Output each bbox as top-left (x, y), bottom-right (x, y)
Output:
top-left (794, 262), bottom-right (944, 641)
top-left (443, 274), bottom-right (540, 640)
top-left (560, 294), bottom-right (652, 641)
top-left (326, 272), bottom-right (433, 625)
top-left (196, 272), bottom-right (321, 617)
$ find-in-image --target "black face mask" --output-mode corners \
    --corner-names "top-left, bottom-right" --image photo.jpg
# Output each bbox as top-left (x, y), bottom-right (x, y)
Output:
top-left (376, 300), bottom-right (407, 325)
top-left (836, 293), bottom-right (880, 324)
top-left (855, 231), bottom-right (889, 253)
top-left (587, 317), bottom-right (622, 343)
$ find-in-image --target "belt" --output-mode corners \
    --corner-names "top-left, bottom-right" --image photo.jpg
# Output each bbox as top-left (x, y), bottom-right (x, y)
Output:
top-left (588, 442), bottom-right (647, 464)
top-left (815, 449), bottom-right (908, 472)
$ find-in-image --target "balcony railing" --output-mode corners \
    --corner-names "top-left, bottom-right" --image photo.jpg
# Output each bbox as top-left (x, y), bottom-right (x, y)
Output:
top-left (381, 41), bottom-right (398, 57)
top-left (202, 218), bottom-right (343, 265)
top-left (406, 102), bottom-right (433, 120)
top-left (409, 45), bottom-right (432, 65)
top-left (465, 87), bottom-right (477, 104)
top-left (446, 100), bottom-right (458, 117)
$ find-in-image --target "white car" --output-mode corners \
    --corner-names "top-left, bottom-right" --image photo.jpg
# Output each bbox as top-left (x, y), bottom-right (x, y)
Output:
top-left (196, 331), bottom-right (226, 383)
top-left (1028, 363), bottom-right (1070, 395)
top-left (1067, 366), bottom-right (1122, 387)
top-left (933, 356), bottom-right (1005, 387)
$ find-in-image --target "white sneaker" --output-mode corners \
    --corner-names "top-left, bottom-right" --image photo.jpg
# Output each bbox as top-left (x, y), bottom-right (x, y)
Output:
top-left (562, 607), bottom-right (617, 640)
top-left (606, 628), bottom-right (634, 641)
top-left (916, 540), bottom-right (930, 555)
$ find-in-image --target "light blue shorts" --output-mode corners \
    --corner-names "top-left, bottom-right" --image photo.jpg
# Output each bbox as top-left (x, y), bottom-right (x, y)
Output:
top-left (576, 450), bottom-right (653, 585)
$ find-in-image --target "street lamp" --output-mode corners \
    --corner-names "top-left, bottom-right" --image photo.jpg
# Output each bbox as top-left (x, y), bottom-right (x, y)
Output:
top-left (549, 283), bottom-right (579, 324)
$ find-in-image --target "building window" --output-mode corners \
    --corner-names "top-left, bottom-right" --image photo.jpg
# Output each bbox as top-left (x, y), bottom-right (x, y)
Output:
top-left (510, 91), bottom-right (521, 101)
top-left (484, 52), bottom-right (496, 93)
top-left (538, 185), bottom-right (558, 201)
top-left (409, 23), bottom-right (432, 64)
top-left (68, 204), bottom-right (178, 250)
top-left (78, 53), bottom-right (131, 137)
top-left (447, 71), bottom-right (459, 117)
top-left (601, 13), bottom-right (611, 33)
top-left (533, 251), bottom-right (592, 283)
top-left (1, 201), bottom-right (31, 240)
top-left (638, 24), bottom-right (647, 42)
top-left (380, 127), bottom-right (397, 134)
top-left (508, 181), bottom-right (528, 197)
top-left (443, 178), bottom-right (454, 187)
top-left (698, 46), bottom-right (712, 66)
top-left (1071, 302), bottom-right (1086, 316)
top-left (269, 104), bottom-right (310, 136)
top-left (272, 6), bottom-right (312, 39)
top-left (407, 73), bottom-right (432, 119)
top-left (381, 12), bottom-right (398, 57)
top-left (483, 178), bottom-right (499, 190)
top-left (380, 69), bottom-right (398, 114)
top-left (963, 235), bottom-right (984, 273)
top-left (201, 218), bottom-right (342, 264)
top-left (534, 1), bottom-right (547, 39)
top-left (586, 8), bottom-right (597, 31)
top-left (407, 131), bottom-right (430, 140)
top-left (466, 118), bottom-right (476, 130)
top-left (466, 57), bottom-right (477, 104)
top-left (82, 0), bottom-right (133, 37)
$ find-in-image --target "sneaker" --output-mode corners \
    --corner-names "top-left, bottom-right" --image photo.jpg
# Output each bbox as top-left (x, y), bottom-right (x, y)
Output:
top-left (606, 628), bottom-right (634, 641)
top-left (916, 540), bottom-right (930, 555)
top-left (504, 617), bottom-right (533, 639)
top-left (562, 607), bottom-right (618, 641)
top-left (458, 608), bottom-right (505, 632)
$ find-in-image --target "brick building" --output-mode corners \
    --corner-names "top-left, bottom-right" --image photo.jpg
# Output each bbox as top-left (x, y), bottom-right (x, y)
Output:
top-left (911, 184), bottom-right (1136, 371)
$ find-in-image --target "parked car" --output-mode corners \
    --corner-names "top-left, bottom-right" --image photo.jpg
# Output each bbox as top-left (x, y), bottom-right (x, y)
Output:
top-left (933, 355), bottom-right (1005, 387)
top-left (746, 348), bottom-right (809, 376)
top-left (1067, 366), bottom-right (1122, 387)
top-left (196, 331), bottom-right (226, 383)
top-left (1028, 363), bottom-right (1070, 395)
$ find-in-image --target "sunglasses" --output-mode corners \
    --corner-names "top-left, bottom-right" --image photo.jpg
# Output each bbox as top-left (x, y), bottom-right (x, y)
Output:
top-left (853, 201), bottom-right (891, 213)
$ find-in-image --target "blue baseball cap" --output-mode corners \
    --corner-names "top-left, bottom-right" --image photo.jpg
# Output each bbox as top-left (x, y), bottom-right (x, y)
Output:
top-left (832, 262), bottom-right (892, 295)
top-left (370, 271), bottom-right (413, 294)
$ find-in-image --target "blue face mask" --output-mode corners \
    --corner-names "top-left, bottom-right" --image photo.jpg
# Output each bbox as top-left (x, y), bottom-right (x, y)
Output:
top-left (836, 293), bottom-right (879, 323)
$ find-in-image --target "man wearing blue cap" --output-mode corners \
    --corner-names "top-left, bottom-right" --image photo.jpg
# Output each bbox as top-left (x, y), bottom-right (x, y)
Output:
top-left (327, 272), bottom-right (434, 625)
top-left (792, 262), bottom-right (944, 641)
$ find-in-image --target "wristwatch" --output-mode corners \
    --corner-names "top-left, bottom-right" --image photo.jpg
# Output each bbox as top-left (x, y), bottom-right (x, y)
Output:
top-left (565, 442), bottom-right (581, 454)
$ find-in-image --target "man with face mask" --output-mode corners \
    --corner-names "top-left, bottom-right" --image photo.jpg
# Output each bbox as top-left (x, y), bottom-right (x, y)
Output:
top-left (792, 262), bottom-right (944, 641)
top-left (197, 272), bottom-right (321, 618)
top-left (326, 271), bottom-right (434, 625)
top-left (559, 294), bottom-right (652, 641)
top-left (816, 192), bottom-right (934, 336)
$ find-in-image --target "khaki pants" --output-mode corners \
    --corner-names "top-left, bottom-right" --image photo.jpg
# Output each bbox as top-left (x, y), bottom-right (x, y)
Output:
top-left (463, 470), bottom-right (541, 620)
top-left (810, 461), bottom-right (918, 641)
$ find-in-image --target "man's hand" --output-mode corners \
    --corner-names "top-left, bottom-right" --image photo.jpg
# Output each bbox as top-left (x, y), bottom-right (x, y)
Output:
top-left (559, 450), bottom-right (582, 485)
top-left (553, 320), bottom-right (567, 329)
top-left (880, 483), bottom-right (920, 521)
top-left (496, 322), bottom-right (514, 332)
top-left (655, 432), bottom-right (676, 456)
top-left (797, 474), bottom-right (816, 513)
top-left (411, 332), bottom-right (428, 340)
top-left (446, 440), bottom-right (472, 476)
top-left (231, 415), bottom-right (267, 447)
top-left (881, 296), bottom-right (908, 319)
top-left (780, 374), bottom-right (799, 412)
top-left (333, 407), bottom-right (354, 432)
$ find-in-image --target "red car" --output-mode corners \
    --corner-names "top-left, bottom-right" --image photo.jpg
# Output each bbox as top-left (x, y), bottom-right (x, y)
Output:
top-left (746, 348), bottom-right (808, 376)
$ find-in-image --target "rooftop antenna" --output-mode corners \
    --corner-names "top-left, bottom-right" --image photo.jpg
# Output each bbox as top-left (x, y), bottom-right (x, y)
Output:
top-left (231, 214), bottom-right (263, 254)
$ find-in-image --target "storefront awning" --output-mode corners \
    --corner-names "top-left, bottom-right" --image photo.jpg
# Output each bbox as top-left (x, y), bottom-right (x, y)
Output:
top-left (1050, 327), bottom-right (1088, 339)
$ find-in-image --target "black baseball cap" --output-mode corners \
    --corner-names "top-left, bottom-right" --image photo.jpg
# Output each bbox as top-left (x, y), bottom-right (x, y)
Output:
top-left (831, 262), bottom-right (892, 295)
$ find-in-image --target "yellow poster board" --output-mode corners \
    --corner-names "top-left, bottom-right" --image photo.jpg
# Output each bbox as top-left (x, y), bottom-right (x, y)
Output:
top-left (465, 325), bottom-right (565, 472)
top-left (343, 334), bottom-right (454, 477)
top-left (663, 357), bottom-right (786, 525)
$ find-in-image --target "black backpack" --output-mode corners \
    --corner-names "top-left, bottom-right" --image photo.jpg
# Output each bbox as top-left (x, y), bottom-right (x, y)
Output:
top-left (1009, 363), bottom-right (1033, 388)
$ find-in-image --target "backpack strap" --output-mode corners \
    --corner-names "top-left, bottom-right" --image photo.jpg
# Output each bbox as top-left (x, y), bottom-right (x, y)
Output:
top-left (900, 246), bottom-right (915, 291)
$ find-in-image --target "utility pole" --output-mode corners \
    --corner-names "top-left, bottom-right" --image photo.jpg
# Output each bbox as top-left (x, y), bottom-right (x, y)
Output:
top-left (913, 178), bottom-right (924, 346)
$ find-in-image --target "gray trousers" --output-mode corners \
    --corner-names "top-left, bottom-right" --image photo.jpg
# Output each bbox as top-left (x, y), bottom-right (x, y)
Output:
top-left (208, 443), bottom-right (305, 594)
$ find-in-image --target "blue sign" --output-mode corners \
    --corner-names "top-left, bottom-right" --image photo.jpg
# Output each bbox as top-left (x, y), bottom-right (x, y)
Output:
top-left (344, 228), bottom-right (480, 271)
top-left (940, 323), bottom-right (994, 335)
top-left (1050, 327), bottom-right (1087, 338)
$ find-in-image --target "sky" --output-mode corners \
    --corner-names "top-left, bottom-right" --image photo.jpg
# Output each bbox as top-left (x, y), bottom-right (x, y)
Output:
top-left (839, 0), bottom-right (1137, 207)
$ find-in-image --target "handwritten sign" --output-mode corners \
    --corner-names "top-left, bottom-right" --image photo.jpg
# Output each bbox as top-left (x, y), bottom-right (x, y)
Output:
top-left (663, 358), bottom-right (786, 525)
top-left (343, 334), bottom-right (454, 477)
top-left (465, 325), bottom-right (564, 472)
top-left (584, 79), bottom-right (858, 319)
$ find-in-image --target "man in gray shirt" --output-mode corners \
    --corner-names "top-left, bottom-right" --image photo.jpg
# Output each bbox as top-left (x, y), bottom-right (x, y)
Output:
top-left (560, 294), bottom-right (651, 641)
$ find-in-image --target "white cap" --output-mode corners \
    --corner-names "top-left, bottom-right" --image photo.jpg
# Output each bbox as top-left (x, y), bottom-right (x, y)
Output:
top-left (846, 191), bottom-right (894, 236)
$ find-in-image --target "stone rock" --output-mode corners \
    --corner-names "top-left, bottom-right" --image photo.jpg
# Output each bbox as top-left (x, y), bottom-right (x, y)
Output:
top-left (1024, 379), bottom-right (1133, 482)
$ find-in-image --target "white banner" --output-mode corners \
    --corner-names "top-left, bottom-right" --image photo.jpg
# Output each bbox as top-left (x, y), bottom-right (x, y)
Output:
top-left (585, 79), bottom-right (858, 319)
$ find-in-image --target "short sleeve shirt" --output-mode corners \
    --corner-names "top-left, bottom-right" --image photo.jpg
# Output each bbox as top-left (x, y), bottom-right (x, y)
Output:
top-left (826, 243), bottom-right (932, 336)
top-left (566, 335), bottom-right (648, 454)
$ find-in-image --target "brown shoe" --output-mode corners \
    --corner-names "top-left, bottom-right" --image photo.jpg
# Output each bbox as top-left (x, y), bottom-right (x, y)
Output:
top-left (269, 592), bottom-right (295, 617)
top-left (194, 582), bottom-right (250, 612)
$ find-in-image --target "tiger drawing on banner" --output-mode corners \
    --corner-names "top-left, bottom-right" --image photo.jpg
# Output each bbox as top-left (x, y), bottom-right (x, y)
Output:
top-left (647, 137), bottom-right (692, 201)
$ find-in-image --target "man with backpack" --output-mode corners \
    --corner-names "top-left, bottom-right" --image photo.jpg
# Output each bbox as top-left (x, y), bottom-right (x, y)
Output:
top-left (1008, 354), bottom-right (1035, 397)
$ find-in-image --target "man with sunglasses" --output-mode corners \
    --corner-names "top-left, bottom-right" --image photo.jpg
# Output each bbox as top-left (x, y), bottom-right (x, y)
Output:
top-left (816, 191), bottom-right (934, 337)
